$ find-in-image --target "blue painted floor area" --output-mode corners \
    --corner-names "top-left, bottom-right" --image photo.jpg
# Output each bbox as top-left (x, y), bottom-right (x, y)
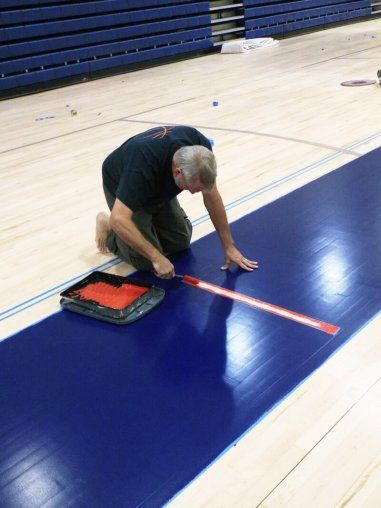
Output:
top-left (1, 148), bottom-right (381, 507)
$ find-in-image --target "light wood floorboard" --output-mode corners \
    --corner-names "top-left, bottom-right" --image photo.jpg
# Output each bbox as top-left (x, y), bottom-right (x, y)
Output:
top-left (1, 18), bottom-right (380, 507)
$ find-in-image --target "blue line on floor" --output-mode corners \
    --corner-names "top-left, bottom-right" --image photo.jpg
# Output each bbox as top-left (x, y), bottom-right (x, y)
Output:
top-left (1, 132), bottom-right (380, 327)
top-left (165, 310), bottom-right (381, 507)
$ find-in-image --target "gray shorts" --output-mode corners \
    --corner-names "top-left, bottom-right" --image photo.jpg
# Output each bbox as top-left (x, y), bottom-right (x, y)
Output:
top-left (103, 186), bottom-right (192, 271)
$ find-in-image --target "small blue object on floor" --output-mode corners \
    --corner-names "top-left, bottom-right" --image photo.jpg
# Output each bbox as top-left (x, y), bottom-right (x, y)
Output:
top-left (0, 148), bottom-right (380, 507)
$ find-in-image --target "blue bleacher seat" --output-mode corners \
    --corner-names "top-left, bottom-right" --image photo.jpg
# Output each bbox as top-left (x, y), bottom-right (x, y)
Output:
top-left (0, 0), bottom-right (369, 94)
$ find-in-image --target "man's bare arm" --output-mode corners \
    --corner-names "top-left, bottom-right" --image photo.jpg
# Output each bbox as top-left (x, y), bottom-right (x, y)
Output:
top-left (110, 199), bottom-right (175, 278)
top-left (203, 185), bottom-right (258, 271)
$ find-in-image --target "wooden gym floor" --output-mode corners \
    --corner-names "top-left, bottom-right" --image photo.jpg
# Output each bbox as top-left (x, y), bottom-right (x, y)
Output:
top-left (1, 18), bottom-right (381, 507)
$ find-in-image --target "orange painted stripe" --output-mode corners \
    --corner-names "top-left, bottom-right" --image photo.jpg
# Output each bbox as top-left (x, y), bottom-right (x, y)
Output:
top-left (183, 277), bottom-right (340, 335)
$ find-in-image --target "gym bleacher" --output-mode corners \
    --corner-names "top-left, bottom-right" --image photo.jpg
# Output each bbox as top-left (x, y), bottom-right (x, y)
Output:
top-left (0, 0), bottom-right (371, 96)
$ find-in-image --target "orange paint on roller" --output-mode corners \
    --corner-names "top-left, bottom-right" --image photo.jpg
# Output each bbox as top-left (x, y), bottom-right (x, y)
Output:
top-left (182, 275), bottom-right (200, 285)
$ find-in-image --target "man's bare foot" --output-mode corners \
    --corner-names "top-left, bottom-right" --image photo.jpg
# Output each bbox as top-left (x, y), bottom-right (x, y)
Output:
top-left (95, 212), bottom-right (111, 254)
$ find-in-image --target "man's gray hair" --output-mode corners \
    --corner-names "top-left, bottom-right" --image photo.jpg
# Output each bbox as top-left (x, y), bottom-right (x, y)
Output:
top-left (173, 145), bottom-right (217, 190)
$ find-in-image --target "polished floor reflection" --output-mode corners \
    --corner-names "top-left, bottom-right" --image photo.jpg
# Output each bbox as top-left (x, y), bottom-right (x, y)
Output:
top-left (0, 148), bottom-right (380, 507)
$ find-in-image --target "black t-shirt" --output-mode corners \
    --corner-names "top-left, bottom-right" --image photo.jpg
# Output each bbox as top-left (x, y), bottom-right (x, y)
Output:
top-left (102, 125), bottom-right (212, 211)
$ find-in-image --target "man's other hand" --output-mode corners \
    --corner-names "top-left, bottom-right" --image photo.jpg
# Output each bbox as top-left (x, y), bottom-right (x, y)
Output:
top-left (221, 246), bottom-right (259, 271)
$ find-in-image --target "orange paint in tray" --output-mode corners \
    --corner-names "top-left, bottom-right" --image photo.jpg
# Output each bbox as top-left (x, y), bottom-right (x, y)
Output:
top-left (71, 281), bottom-right (148, 310)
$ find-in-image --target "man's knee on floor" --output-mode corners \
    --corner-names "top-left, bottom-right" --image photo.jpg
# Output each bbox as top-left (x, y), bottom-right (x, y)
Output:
top-left (176, 234), bottom-right (191, 252)
top-left (163, 233), bottom-right (191, 254)
top-left (114, 236), bottom-right (154, 271)
top-left (128, 253), bottom-right (153, 272)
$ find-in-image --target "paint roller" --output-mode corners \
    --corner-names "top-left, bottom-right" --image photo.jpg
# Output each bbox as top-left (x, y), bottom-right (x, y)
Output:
top-left (174, 274), bottom-right (200, 285)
